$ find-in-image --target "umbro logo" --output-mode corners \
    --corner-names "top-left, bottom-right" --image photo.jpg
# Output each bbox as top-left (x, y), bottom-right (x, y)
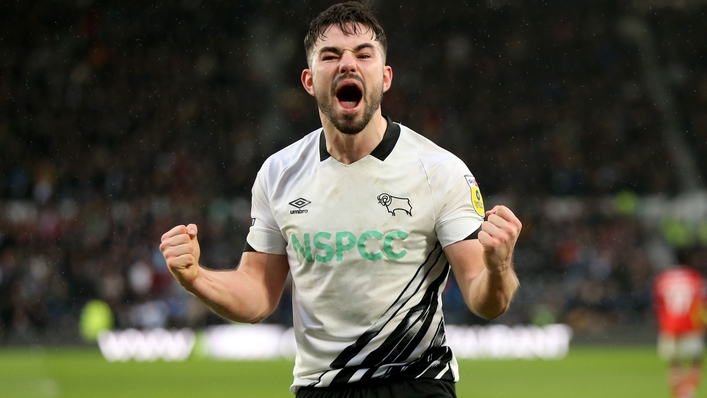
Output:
top-left (289, 197), bottom-right (311, 214)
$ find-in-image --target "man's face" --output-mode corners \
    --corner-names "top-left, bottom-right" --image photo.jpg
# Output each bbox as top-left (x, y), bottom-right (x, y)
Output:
top-left (302, 24), bottom-right (392, 135)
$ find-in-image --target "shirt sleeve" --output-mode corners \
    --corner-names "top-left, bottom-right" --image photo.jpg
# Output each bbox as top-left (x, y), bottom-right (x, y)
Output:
top-left (246, 166), bottom-right (288, 255)
top-left (432, 160), bottom-right (485, 248)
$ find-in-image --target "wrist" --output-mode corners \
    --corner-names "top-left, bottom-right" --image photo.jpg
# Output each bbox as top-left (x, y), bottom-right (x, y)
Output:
top-left (487, 263), bottom-right (511, 276)
top-left (174, 264), bottom-right (201, 290)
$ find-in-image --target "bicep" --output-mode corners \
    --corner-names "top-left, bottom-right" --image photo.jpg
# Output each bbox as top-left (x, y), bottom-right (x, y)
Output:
top-left (444, 239), bottom-right (485, 290)
top-left (238, 251), bottom-right (290, 312)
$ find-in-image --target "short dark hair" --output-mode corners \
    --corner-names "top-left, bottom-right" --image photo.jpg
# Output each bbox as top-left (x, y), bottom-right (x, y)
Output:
top-left (304, 1), bottom-right (387, 65)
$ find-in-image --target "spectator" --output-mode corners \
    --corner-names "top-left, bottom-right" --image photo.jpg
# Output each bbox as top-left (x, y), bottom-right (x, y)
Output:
top-left (0, 0), bottom-right (705, 342)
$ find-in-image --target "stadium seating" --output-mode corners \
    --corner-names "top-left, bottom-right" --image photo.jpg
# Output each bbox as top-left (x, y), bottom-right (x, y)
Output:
top-left (1, 0), bottom-right (706, 344)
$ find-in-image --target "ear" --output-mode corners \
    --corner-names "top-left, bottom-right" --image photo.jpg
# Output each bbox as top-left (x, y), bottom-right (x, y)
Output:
top-left (382, 65), bottom-right (393, 93)
top-left (301, 69), bottom-right (315, 96)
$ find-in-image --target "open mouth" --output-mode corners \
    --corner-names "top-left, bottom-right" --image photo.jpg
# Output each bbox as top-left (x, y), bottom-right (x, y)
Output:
top-left (335, 83), bottom-right (363, 110)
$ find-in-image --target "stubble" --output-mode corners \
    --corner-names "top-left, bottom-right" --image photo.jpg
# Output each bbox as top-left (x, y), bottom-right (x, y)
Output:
top-left (315, 74), bottom-right (383, 135)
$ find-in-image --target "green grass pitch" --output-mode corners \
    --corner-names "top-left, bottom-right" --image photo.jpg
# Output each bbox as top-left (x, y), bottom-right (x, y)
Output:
top-left (0, 346), bottom-right (675, 397)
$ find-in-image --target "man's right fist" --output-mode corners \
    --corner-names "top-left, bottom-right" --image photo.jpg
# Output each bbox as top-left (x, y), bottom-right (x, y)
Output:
top-left (160, 223), bottom-right (201, 285)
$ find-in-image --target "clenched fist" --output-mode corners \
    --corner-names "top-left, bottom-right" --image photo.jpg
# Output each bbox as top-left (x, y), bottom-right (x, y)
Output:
top-left (478, 205), bottom-right (522, 275)
top-left (160, 224), bottom-right (201, 286)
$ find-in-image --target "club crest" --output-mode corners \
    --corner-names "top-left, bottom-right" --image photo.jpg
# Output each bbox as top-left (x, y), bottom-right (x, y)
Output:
top-left (377, 193), bottom-right (412, 216)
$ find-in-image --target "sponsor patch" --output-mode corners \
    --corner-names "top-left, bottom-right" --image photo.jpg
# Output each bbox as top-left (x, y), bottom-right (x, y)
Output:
top-left (464, 175), bottom-right (485, 217)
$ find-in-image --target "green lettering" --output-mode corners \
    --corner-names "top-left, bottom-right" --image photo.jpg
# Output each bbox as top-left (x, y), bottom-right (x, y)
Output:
top-left (314, 232), bottom-right (334, 262)
top-left (293, 230), bottom-right (409, 263)
top-left (291, 233), bottom-right (314, 263)
top-left (335, 231), bottom-right (356, 262)
top-left (383, 231), bottom-right (408, 259)
top-left (357, 230), bottom-right (384, 260)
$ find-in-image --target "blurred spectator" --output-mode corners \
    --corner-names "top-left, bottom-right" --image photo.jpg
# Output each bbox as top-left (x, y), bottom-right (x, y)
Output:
top-left (1, 0), bottom-right (706, 343)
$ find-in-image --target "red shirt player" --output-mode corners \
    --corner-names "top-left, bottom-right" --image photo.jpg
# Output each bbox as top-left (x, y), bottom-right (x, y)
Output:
top-left (654, 266), bottom-right (707, 398)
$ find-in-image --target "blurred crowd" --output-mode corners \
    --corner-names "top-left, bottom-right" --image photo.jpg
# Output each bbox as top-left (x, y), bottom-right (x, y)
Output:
top-left (1, 0), bottom-right (706, 344)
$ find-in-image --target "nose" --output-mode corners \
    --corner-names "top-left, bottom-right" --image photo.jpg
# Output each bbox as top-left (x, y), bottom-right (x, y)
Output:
top-left (338, 51), bottom-right (357, 74)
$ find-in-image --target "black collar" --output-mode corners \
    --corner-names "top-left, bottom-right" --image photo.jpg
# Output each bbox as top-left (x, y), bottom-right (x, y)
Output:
top-left (319, 115), bottom-right (401, 162)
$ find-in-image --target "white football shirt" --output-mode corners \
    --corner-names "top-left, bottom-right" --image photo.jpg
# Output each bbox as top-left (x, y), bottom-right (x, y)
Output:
top-left (247, 116), bottom-right (485, 394)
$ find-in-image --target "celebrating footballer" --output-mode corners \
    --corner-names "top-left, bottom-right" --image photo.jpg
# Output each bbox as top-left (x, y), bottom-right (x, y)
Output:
top-left (160, 2), bottom-right (522, 397)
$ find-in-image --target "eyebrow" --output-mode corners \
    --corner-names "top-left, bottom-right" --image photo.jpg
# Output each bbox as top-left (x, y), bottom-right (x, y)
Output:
top-left (318, 43), bottom-right (376, 57)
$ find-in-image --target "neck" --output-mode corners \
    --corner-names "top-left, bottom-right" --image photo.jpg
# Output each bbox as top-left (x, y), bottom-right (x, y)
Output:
top-left (320, 111), bottom-right (387, 165)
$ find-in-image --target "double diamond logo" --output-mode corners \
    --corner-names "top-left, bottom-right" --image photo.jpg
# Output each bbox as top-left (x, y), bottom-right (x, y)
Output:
top-left (289, 198), bottom-right (311, 214)
top-left (289, 198), bottom-right (311, 209)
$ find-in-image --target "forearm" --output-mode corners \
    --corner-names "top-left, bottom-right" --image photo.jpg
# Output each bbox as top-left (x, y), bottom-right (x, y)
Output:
top-left (161, 226), bottom-right (288, 323)
top-left (184, 266), bottom-right (275, 324)
top-left (465, 265), bottom-right (520, 320)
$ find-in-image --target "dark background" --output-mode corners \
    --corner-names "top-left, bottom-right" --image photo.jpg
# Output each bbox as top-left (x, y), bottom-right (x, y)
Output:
top-left (1, 0), bottom-right (706, 344)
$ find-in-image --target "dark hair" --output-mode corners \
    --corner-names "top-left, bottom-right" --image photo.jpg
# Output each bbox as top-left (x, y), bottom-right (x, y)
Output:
top-left (304, 1), bottom-right (387, 65)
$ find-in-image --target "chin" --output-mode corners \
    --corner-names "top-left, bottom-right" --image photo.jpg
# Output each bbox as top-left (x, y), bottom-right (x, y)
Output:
top-left (334, 117), bottom-right (366, 135)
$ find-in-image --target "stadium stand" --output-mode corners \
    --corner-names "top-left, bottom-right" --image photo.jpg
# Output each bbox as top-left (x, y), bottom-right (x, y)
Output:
top-left (1, 0), bottom-right (706, 344)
